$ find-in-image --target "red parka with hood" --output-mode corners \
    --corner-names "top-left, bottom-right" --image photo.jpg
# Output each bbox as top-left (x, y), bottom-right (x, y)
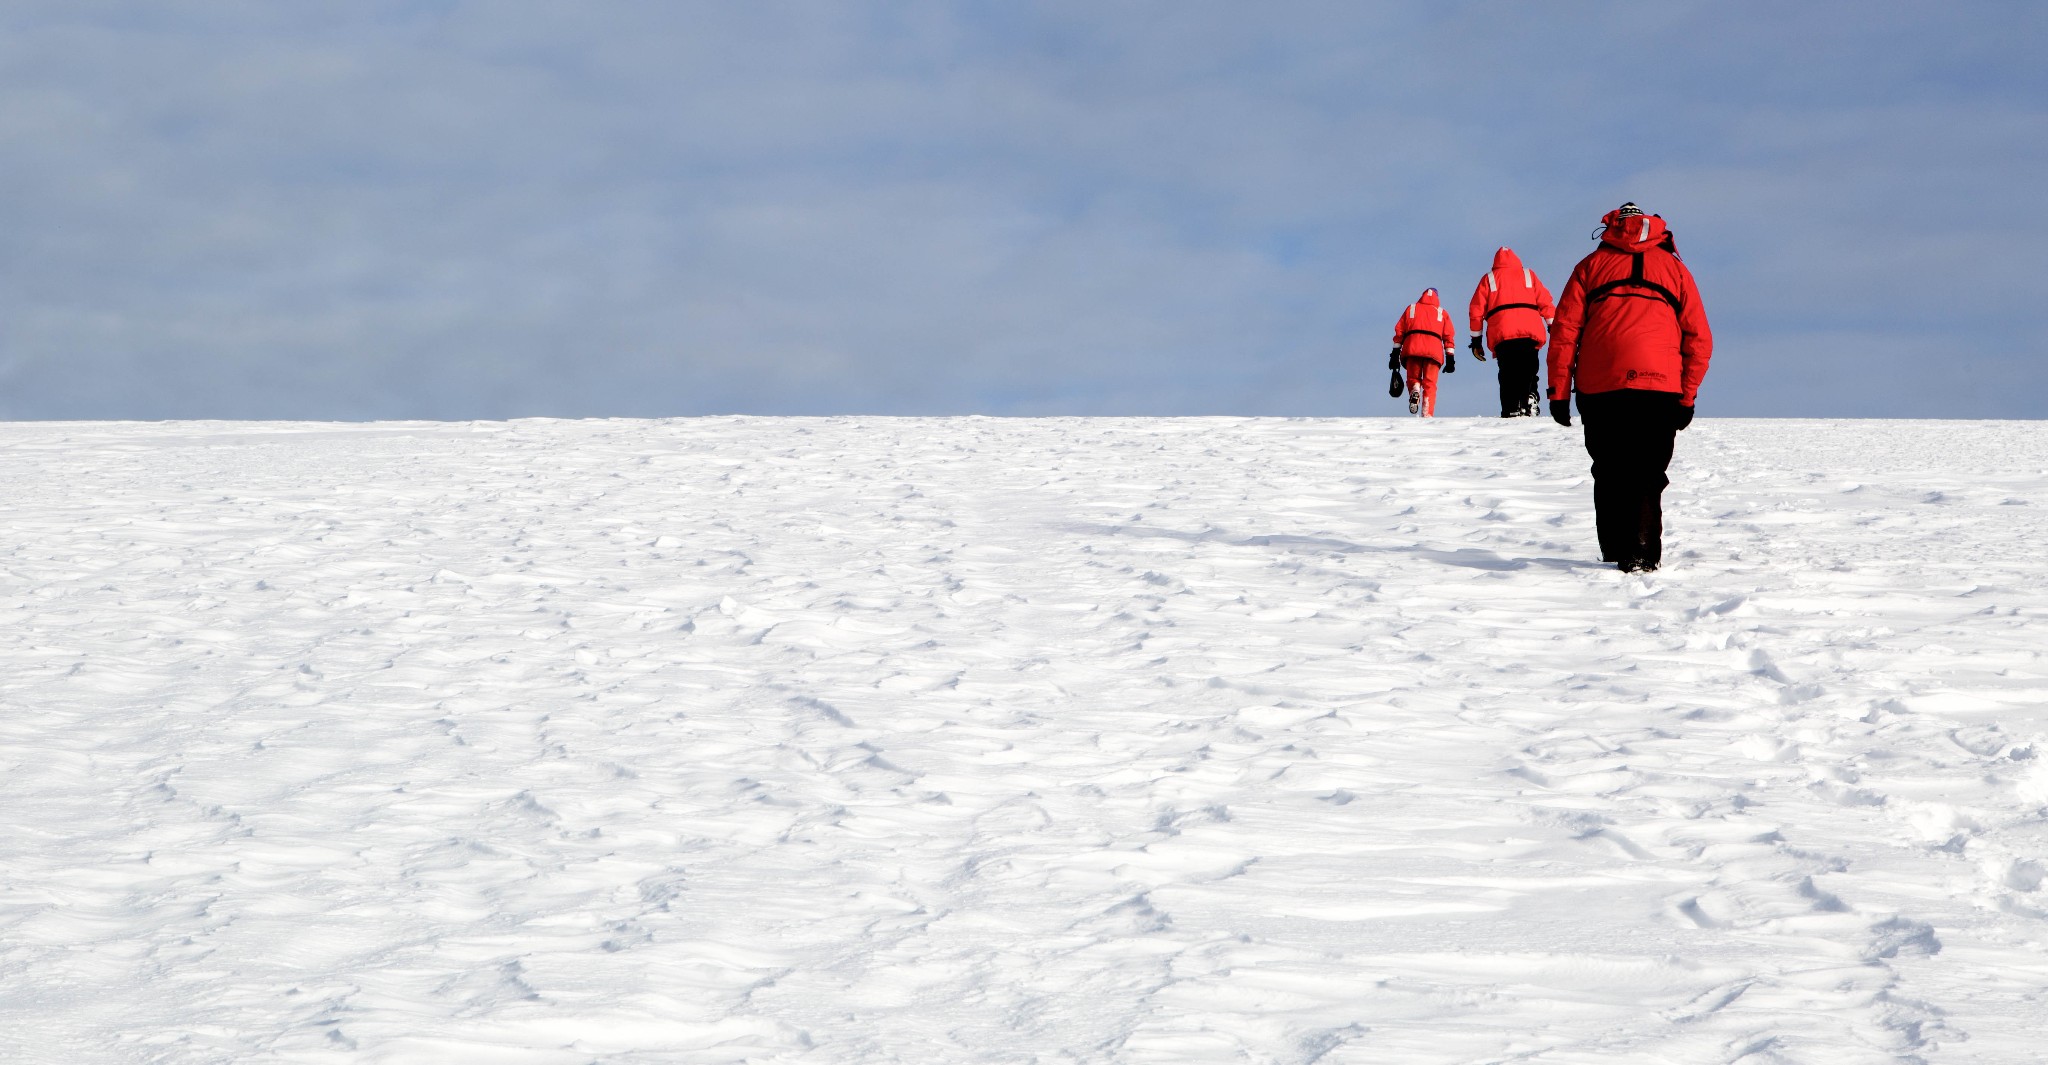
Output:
top-left (1548, 210), bottom-right (1713, 404)
top-left (1468, 247), bottom-right (1554, 350)
top-left (1391, 288), bottom-right (1456, 364)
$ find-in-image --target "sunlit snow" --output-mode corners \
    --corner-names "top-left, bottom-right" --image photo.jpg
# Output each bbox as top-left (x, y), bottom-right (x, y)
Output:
top-left (3, 417), bottom-right (2045, 1063)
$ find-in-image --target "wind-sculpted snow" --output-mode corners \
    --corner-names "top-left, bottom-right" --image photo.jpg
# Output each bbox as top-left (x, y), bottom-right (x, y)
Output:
top-left (2, 417), bottom-right (2046, 1063)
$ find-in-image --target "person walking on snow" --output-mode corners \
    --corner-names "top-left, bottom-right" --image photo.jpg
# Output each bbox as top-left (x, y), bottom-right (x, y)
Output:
top-left (1547, 202), bottom-right (1713, 573)
top-left (1389, 287), bottom-right (1457, 417)
top-left (1467, 247), bottom-right (1555, 418)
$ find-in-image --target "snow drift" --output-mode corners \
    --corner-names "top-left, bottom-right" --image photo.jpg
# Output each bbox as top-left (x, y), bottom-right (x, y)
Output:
top-left (2, 416), bottom-right (2044, 1063)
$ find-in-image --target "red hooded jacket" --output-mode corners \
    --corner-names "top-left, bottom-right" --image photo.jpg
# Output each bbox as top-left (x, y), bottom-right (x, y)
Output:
top-left (1548, 210), bottom-right (1712, 404)
top-left (1467, 247), bottom-right (1555, 350)
top-left (1391, 288), bottom-right (1456, 364)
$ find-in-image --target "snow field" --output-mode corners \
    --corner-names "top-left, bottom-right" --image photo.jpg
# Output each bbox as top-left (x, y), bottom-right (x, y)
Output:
top-left (1, 416), bottom-right (2045, 1063)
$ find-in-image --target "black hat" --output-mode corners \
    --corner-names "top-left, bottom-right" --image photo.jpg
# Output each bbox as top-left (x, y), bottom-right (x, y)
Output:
top-left (1616, 202), bottom-right (1644, 218)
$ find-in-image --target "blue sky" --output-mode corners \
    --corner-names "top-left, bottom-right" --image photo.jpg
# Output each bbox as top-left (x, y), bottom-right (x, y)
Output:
top-left (1, 2), bottom-right (2042, 419)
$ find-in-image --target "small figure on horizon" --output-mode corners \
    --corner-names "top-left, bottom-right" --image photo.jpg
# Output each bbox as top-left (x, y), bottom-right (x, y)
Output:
top-left (1548, 202), bottom-right (1714, 573)
top-left (1466, 247), bottom-right (1555, 418)
top-left (1389, 287), bottom-right (1457, 417)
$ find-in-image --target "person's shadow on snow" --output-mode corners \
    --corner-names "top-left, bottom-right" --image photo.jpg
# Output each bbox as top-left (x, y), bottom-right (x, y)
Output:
top-left (1069, 523), bottom-right (1602, 572)
top-left (1418, 547), bottom-right (1602, 571)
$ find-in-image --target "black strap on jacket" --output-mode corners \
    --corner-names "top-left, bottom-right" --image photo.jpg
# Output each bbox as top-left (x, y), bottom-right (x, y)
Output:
top-left (1584, 252), bottom-right (1683, 316)
top-left (1483, 301), bottom-right (1543, 319)
top-left (1399, 328), bottom-right (1450, 347)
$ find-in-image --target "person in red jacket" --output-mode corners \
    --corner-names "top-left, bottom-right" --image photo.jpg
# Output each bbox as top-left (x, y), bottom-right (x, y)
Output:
top-left (1467, 247), bottom-right (1555, 418)
top-left (1548, 203), bottom-right (1713, 572)
top-left (1389, 287), bottom-right (1457, 417)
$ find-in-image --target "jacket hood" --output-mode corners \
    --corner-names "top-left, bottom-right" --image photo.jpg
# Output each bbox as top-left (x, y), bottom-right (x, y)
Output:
top-left (1491, 247), bottom-right (1524, 272)
top-left (1417, 287), bottom-right (1441, 306)
top-left (1599, 209), bottom-right (1671, 251)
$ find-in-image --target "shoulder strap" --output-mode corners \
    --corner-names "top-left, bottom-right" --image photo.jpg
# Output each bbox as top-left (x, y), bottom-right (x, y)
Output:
top-left (1584, 252), bottom-right (1682, 315)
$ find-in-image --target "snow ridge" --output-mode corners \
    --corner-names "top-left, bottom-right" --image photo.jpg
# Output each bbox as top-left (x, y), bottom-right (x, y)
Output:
top-left (1, 417), bottom-right (2044, 1063)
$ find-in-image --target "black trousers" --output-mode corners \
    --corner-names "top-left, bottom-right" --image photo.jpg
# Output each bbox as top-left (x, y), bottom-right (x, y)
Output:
top-left (1492, 339), bottom-right (1540, 417)
top-left (1577, 389), bottom-right (1680, 567)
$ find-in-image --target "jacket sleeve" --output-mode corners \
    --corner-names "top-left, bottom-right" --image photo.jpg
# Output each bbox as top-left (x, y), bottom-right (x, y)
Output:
top-left (1547, 264), bottom-right (1588, 400)
top-left (1676, 262), bottom-right (1713, 405)
top-left (1468, 278), bottom-right (1489, 336)
top-left (1535, 274), bottom-right (1556, 320)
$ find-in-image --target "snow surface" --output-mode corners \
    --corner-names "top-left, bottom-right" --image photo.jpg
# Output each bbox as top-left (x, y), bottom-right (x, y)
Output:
top-left (3, 416), bottom-right (2046, 1064)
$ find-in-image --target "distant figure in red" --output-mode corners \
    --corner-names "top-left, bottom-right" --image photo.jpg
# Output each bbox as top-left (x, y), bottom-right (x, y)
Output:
top-left (1389, 287), bottom-right (1456, 417)
top-left (1467, 247), bottom-right (1555, 418)
top-left (1548, 202), bottom-right (1714, 573)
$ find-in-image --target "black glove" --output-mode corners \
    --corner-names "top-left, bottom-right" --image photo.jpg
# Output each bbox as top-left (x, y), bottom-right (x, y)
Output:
top-left (1673, 404), bottom-right (1695, 431)
top-left (1388, 347), bottom-right (1401, 371)
top-left (1444, 350), bottom-right (1456, 373)
top-left (1550, 399), bottom-right (1572, 427)
top-left (1469, 335), bottom-right (1485, 361)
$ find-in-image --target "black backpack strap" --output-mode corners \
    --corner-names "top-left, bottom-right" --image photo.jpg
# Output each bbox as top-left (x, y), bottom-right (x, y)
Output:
top-left (1483, 301), bottom-right (1543, 319)
top-left (1399, 328), bottom-right (1449, 345)
top-left (1584, 252), bottom-right (1683, 315)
